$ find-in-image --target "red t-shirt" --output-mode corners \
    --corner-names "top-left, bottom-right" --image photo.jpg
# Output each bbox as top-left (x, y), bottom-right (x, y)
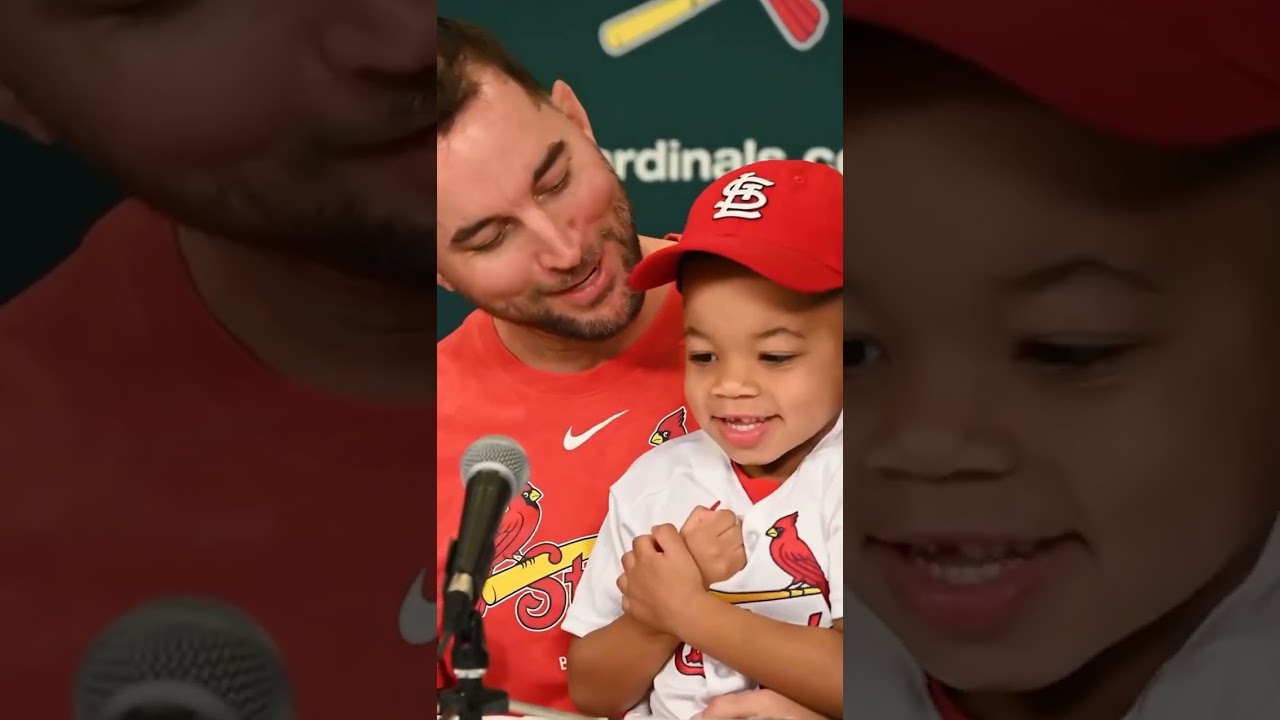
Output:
top-left (0, 202), bottom-right (435, 718)
top-left (436, 287), bottom-right (695, 711)
top-left (929, 678), bottom-right (973, 719)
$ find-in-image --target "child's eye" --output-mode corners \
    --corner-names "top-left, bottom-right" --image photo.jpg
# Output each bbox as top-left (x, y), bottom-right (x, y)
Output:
top-left (844, 338), bottom-right (884, 370)
top-left (760, 353), bottom-right (796, 365)
top-left (687, 352), bottom-right (716, 365)
top-left (1016, 340), bottom-right (1133, 370)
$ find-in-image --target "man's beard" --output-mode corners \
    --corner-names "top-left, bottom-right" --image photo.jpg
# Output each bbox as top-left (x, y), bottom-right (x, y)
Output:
top-left (481, 188), bottom-right (646, 342)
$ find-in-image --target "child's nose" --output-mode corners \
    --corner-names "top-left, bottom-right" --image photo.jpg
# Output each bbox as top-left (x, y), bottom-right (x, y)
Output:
top-left (710, 369), bottom-right (761, 398)
top-left (863, 378), bottom-right (1016, 482)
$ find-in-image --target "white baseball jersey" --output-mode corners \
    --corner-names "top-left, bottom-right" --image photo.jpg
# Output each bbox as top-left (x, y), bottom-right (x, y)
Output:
top-left (563, 414), bottom-right (843, 720)
top-left (842, 515), bottom-right (1280, 719)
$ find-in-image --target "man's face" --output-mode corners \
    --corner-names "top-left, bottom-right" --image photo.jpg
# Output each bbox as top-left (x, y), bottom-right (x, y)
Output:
top-left (844, 50), bottom-right (1280, 692)
top-left (435, 68), bottom-right (643, 341)
top-left (682, 257), bottom-right (843, 475)
top-left (0, 0), bottom-right (433, 288)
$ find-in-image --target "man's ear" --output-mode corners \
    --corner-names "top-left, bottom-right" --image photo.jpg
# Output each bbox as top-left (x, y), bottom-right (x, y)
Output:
top-left (550, 79), bottom-right (594, 142)
top-left (0, 84), bottom-right (53, 144)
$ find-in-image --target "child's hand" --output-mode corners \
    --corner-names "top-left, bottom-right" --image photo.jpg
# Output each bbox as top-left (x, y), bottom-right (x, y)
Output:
top-left (617, 524), bottom-right (709, 636)
top-left (700, 688), bottom-right (828, 719)
top-left (680, 504), bottom-right (747, 587)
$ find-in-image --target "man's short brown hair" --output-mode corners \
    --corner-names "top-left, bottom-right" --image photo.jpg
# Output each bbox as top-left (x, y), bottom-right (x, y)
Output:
top-left (437, 17), bottom-right (549, 136)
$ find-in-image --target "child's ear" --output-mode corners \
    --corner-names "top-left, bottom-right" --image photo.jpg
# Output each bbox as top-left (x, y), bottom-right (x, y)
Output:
top-left (0, 84), bottom-right (54, 144)
top-left (550, 80), bottom-right (595, 142)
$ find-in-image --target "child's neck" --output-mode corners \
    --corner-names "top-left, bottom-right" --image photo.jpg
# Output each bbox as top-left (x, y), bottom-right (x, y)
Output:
top-left (737, 413), bottom-right (841, 480)
top-left (949, 529), bottom-right (1270, 720)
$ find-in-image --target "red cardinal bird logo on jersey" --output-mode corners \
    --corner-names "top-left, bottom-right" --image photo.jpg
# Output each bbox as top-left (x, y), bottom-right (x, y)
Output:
top-left (493, 482), bottom-right (543, 567)
top-left (767, 512), bottom-right (830, 604)
top-left (674, 643), bottom-right (705, 676)
top-left (649, 407), bottom-right (689, 446)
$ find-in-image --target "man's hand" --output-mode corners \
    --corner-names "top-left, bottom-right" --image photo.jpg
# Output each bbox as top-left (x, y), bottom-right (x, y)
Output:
top-left (616, 524), bottom-right (710, 637)
top-left (700, 688), bottom-right (828, 719)
top-left (680, 504), bottom-right (747, 587)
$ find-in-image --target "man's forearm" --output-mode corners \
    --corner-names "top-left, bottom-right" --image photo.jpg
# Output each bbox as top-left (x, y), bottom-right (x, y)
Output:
top-left (566, 614), bottom-right (681, 717)
top-left (676, 596), bottom-right (843, 718)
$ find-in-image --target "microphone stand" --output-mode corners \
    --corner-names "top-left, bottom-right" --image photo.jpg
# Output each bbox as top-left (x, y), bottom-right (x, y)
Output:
top-left (438, 607), bottom-right (509, 720)
top-left (439, 538), bottom-right (507, 720)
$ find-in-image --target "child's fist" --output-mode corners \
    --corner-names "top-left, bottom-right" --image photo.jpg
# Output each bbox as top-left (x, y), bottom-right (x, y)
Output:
top-left (680, 504), bottom-right (747, 586)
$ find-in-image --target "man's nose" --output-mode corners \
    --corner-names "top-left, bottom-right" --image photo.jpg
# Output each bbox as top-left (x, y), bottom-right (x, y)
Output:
top-left (314, 0), bottom-right (432, 78)
top-left (862, 371), bottom-right (1016, 483)
top-left (529, 213), bottom-right (587, 272)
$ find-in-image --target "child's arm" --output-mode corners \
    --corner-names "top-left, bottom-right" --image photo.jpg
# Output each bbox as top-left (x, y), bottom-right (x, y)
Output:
top-left (677, 601), bottom-right (844, 718)
top-left (562, 487), bottom-right (676, 717)
top-left (567, 614), bottom-right (681, 716)
top-left (682, 482), bottom-right (845, 718)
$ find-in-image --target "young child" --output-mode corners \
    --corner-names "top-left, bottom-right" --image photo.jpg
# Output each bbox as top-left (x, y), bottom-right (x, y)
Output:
top-left (561, 159), bottom-right (845, 720)
top-left (842, 5), bottom-right (1280, 720)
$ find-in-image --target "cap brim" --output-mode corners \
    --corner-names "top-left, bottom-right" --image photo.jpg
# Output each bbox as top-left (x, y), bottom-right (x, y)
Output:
top-left (849, 0), bottom-right (1280, 145)
top-left (628, 235), bottom-right (842, 293)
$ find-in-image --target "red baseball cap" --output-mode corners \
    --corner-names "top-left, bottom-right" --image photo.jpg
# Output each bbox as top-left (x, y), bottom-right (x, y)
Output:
top-left (628, 159), bottom-right (842, 293)
top-left (844, 0), bottom-right (1280, 146)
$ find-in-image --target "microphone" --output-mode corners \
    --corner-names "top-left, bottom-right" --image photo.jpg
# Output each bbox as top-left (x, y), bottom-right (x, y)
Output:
top-left (74, 597), bottom-right (293, 720)
top-left (439, 434), bottom-right (529, 656)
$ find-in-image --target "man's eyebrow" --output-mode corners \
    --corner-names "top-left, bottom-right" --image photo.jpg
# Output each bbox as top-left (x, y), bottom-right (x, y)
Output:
top-left (1002, 257), bottom-right (1160, 294)
top-left (533, 140), bottom-right (567, 184)
top-left (449, 216), bottom-right (498, 248)
top-left (448, 140), bottom-right (568, 248)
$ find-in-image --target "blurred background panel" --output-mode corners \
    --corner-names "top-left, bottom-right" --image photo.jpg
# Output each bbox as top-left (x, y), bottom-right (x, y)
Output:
top-left (437, 0), bottom-right (843, 338)
top-left (0, 128), bottom-right (118, 304)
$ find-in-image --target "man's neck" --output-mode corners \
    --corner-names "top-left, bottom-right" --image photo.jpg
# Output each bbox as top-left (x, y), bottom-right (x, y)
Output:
top-left (178, 227), bottom-right (436, 403)
top-left (492, 235), bottom-right (676, 374)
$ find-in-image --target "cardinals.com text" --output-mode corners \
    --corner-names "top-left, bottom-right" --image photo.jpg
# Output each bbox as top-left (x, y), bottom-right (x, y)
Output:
top-left (603, 138), bottom-right (843, 184)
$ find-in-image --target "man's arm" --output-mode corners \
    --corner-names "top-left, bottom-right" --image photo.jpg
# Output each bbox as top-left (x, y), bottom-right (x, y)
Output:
top-left (675, 596), bottom-right (844, 719)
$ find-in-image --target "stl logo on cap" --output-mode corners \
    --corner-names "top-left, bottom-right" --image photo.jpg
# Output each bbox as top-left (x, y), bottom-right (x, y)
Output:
top-left (713, 171), bottom-right (776, 220)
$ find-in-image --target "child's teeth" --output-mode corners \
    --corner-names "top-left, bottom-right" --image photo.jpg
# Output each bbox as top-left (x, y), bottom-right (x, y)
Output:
top-left (913, 556), bottom-right (1024, 585)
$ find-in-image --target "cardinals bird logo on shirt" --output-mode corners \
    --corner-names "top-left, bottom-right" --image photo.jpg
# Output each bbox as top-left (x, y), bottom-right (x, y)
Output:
top-left (478, 485), bottom-right (596, 632)
top-left (649, 407), bottom-right (690, 446)
top-left (493, 482), bottom-right (544, 566)
top-left (767, 511), bottom-right (830, 604)
top-left (672, 511), bottom-right (831, 674)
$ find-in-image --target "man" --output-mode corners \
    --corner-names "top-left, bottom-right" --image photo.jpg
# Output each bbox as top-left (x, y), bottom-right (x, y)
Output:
top-left (433, 16), bottom-right (697, 712)
top-left (0, 1), bottom-right (434, 717)
top-left (843, 1), bottom-right (1280, 718)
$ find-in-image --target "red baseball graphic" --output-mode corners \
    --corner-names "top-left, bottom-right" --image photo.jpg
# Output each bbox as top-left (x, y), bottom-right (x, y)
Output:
top-left (493, 482), bottom-right (543, 565)
top-left (766, 512), bottom-right (830, 603)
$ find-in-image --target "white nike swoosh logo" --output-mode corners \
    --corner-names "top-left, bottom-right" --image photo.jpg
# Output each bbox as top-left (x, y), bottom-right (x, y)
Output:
top-left (398, 570), bottom-right (436, 646)
top-left (563, 410), bottom-right (628, 451)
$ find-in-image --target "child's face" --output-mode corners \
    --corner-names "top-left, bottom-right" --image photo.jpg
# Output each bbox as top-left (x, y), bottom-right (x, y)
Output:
top-left (844, 52), bottom-right (1280, 693)
top-left (680, 256), bottom-right (842, 476)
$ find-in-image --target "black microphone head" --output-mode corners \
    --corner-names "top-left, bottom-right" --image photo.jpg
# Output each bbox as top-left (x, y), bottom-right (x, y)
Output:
top-left (74, 597), bottom-right (292, 720)
top-left (459, 434), bottom-right (529, 493)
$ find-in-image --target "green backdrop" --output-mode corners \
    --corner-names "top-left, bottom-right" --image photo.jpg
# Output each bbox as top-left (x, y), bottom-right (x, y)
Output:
top-left (437, 0), bottom-right (844, 339)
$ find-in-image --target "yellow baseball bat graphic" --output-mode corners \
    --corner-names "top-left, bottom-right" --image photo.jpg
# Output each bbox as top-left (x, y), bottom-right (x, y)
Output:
top-left (712, 586), bottom-right (823, 605)
top-left (599, 0), bottom-right (725, 57)
top-left (482, 537), bottom-right (597, 605)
